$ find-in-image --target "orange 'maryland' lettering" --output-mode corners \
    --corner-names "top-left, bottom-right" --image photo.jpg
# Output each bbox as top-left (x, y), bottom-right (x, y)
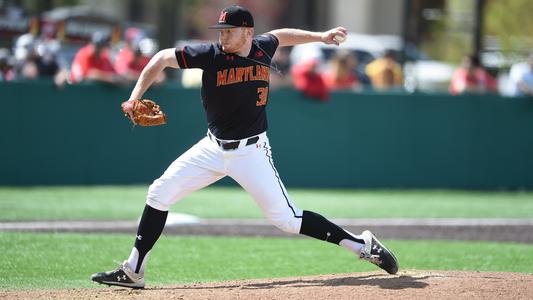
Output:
top-left (235, 68), bottom-right (245, 83)
top-left (216, 69), bottom-right (227, 86)
top-left (216, 65), bottom-right (270, 86)
top-left (227, 68), bottom-right (236, 84)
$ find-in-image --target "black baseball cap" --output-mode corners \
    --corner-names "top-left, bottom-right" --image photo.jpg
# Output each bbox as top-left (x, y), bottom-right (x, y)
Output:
top-left (208, 5), bottom-right (254, 29)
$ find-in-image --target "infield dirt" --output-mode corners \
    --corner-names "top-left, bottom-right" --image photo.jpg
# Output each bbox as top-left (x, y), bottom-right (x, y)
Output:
top-left (2, 270), bottom-right (532, 300)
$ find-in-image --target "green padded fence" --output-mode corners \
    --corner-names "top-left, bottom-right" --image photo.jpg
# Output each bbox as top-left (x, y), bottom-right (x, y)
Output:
top-left (1, 81), bottom-right (533, 189)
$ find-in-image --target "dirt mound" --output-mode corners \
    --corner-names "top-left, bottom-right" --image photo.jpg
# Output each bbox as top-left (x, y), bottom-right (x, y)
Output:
top-left (3, 270), bottom-right (532, 300)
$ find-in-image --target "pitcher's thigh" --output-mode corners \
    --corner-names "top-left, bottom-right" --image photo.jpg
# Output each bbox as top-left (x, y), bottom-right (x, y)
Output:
top-left (229, 148), bottom-right (303, 233)
top-left (147, 140), bottom-right (225, 211)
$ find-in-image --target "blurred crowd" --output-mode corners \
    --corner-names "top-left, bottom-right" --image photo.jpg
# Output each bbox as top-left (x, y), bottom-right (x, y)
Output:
top-left (0, 28), bottom-right (162, 88)
top-left (287, 49), bottom-right (400, 101)
top-left (1, 30), bottom-right (533, 101)
top-left (284, 50), bottom-right (533, 101)
top-left (0, 33), bottom-right (66, 85)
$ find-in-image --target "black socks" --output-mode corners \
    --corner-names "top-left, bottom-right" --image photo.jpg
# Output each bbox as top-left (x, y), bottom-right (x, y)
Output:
top-left (130, 208), bottom-right (362, 273)
top-left (133, 204), bottom-right (168, 273)
top-left (299, 210), bottom-right (364, 245)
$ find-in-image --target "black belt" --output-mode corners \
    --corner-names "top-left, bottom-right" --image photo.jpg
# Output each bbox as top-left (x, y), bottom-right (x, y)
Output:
top-left (209, 133), bottom-right (259, 150)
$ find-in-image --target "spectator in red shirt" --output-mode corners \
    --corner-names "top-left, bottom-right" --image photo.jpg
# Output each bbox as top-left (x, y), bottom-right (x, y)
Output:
top-left (69, 32), bottom-right (117, 84)
top-left (291, 59), bottom-right (329, 101)
top-left (114, 29), bottom-right (164, 83)
top-left (114, 29), bottom-right (144, 79)
top-left (449, 54), bottom-right (497, 95)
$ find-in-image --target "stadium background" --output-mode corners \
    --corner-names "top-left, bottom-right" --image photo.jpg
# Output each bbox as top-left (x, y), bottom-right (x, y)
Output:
top-left (1, 0), bottom-right (533, 298)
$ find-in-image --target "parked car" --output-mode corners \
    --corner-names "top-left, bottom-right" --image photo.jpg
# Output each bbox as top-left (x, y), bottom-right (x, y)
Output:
top-left (289, 33), bottom-right (455, 93)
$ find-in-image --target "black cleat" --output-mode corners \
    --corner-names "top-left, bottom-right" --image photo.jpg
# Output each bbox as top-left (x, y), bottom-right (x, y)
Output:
top-left (91, 261), bottom-right (145, 289)
top-left (359, 230), bottom-right (399, 274)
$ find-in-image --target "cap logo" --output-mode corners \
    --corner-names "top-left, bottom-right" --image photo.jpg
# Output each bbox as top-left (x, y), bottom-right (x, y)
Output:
top-left (219, 11), bottom-right (227, 23)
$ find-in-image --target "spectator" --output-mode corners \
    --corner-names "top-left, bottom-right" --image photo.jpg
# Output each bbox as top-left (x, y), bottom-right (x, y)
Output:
top-left (506, 59), bottom-right (530, 97)
top-left (115, 37), bottom-right (164, 83)
top-left (321, 50), bottom-right (371, 91)
top-left (69, 32), bottom-right (117, 84)
top-left (34, 39), bottom-right (60, 77)
top-left (10, 33), bottom-right (68, 86)
top-left (516, 53), bottom-right (533, 97)
top-left (291, 59), bottom-right (329, 101)
top-left (114, 28), bottom-right (164, 84)
top-left (365, 49), bottom-right (403, 90)
top-left (113, 28), bottom-right (144, 75)
top-left (449, 54), bottom-right (497, 95)
top-left (34, 39), bottom-right (69, 87)
top-left (12, 33), bottom-right (39, 80)
top-left (0, 48), bottom-right (15, 81)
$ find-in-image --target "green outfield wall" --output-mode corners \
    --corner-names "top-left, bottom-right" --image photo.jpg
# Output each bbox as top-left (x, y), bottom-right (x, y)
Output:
top-left (1, 81), bottom-right (533, 189)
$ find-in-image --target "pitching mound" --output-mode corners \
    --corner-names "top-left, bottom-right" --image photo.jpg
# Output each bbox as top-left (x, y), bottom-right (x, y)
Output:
top-left (3, 270), bottom-right (533, 299)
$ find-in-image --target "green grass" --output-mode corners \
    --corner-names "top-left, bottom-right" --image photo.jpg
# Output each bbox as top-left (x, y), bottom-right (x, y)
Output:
top-left (1, 232), bottom-right (532, 290)
top-left (1, 186), bottom-right (533, 221)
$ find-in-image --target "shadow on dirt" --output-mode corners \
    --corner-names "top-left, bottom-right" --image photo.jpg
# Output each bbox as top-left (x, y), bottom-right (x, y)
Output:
top-left (243, 275), bottom-right (430, 290)
top-left (151, 274), bottom-right (430, 291)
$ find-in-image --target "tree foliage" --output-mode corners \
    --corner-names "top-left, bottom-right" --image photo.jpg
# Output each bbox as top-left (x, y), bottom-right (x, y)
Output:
top-left (484, 0), bottom-right (533, 53)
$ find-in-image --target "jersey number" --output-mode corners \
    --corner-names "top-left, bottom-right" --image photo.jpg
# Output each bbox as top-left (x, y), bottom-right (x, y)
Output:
top-left (256, 87), bottom-right (269, 106)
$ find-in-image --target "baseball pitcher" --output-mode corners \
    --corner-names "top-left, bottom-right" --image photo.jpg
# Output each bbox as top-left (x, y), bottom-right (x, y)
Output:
top-left (91, 5), bottom-right (398, 289)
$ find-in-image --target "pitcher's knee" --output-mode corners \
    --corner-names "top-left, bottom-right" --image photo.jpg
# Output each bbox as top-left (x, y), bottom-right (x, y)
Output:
top-left (146, 178), bottom-right (179, 211)
top-left (268, 215), bottom-right (302, 234)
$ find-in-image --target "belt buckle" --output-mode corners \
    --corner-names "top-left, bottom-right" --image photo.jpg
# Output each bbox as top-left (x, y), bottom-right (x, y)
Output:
top-left (221, 141), bottom-right (239, 150)
top-left (209, 133), bottom-right (258, 151)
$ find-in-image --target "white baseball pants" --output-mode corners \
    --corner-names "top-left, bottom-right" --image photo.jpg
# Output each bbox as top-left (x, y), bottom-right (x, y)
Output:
top-left (146, 132), bottom-right (304, 234)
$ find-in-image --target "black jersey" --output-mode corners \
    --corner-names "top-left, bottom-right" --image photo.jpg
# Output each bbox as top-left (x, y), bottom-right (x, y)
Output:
top-left (175, 33), bottom-right (279, 140)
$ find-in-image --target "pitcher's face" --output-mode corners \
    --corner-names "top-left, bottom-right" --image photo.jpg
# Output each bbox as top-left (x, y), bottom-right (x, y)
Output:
top-left (219, 28), bottom-right (248, 53)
